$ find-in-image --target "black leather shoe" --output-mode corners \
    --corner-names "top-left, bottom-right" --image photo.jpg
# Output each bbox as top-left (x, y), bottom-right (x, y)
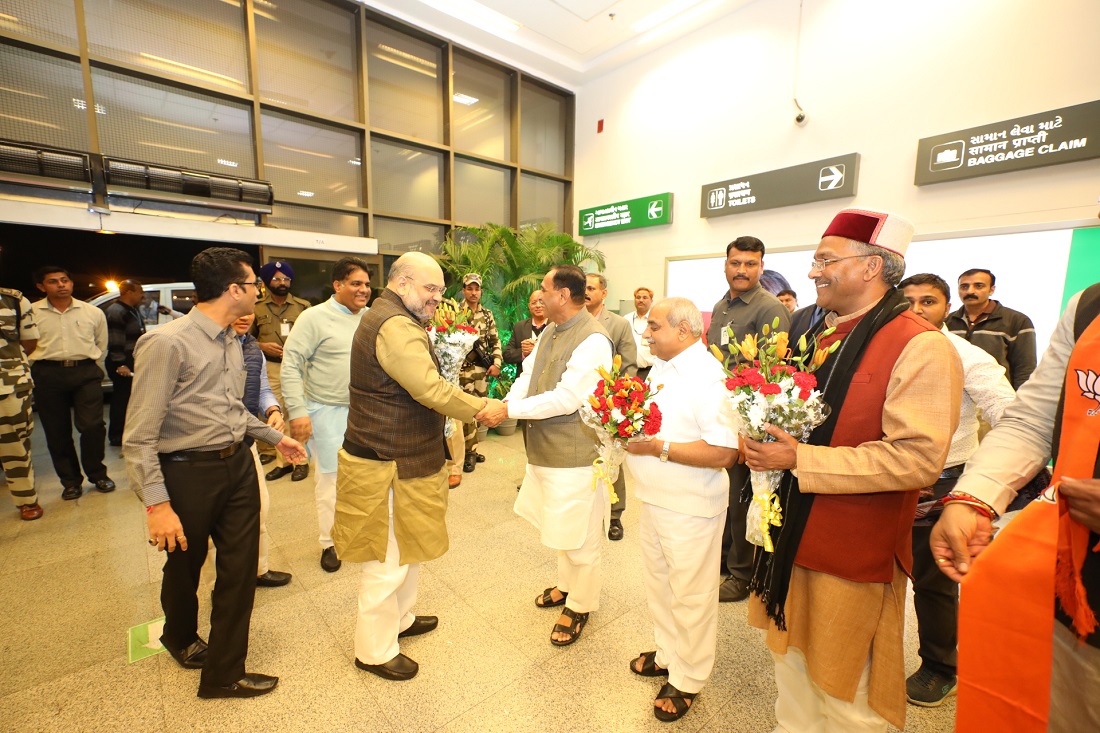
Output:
top-left (197, 672), bottom-right (278, 698)
top-left (109, 438), bottom-right (123, 447)
top-left (162, 637), bottom-right (208, 669)
top-left (475, 452), bottom-right (486, 463)
top-left (320, 546), bottom-right (341, 572)
top-left (61, 484), bottom-right (82, 501)
top-left (258, 453), bottom-right (275, 465)
top-left (256, 570), bottom-right (292, 587)
top-left (265, 465), bottom-right (292, 481)
top-left (291, 464), bottom-right (309, 482)
top-left (355, 654), bottom-right (418, 681)
top-left (608, 518), bottom-right (624, 541)
top-left (719, 576), bottom-right (750, 603)
top-left (398, 615), bottom-right (438, 638)
top-left (95, 478), bottom-right (116, 493)
top-left (463, 453), bottom-right (476, 473)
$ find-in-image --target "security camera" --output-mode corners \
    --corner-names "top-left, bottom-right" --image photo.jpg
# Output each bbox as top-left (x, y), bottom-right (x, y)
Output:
top-left (795, 112), bottom-right (808, 126)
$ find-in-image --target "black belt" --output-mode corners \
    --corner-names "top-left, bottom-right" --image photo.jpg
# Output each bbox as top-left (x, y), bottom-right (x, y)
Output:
top-left (266, 356), bottom-right (282, 363)
top-left (342, 439), bottom-right (383, 462)
top-left (160, 442), bottom-right (243, 462)
top-left (35, 358), bottom-right (94, 368)
top-left (940, 464), bottom-right (964, 480)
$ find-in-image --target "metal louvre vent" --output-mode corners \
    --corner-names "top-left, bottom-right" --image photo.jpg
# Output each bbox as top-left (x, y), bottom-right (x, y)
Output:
top-left (0, 140), bottom-right (91, 185)
top-left (104, 157), bottom-right (273, 211)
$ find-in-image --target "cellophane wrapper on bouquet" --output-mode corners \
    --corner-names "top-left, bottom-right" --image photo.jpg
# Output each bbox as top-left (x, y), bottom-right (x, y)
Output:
top-left (579, 354), bottom-right (662, 504)
top-left (426, 301), bottom-right (479, 438)
top-left (714, 319), bottom-right (836, 552)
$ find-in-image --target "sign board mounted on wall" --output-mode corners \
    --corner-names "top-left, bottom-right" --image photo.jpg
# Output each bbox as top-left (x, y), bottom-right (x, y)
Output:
top-left (914, 99), bottom-right (1100, 185)
top-left (578, 192), bottom-right (673, 235)
top-left (699, 153), bottom-right (860, 218)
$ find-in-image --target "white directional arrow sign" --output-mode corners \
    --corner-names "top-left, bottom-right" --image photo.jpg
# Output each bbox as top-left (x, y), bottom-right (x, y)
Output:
top-left (818, 165), bottom-right (845, 190)
top-left (647, 200), bottom-right (664, 219)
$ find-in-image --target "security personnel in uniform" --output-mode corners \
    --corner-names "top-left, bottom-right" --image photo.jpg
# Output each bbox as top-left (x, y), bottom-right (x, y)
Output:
top-left (0, 286), bottom-right (41, 520)
top-left (251, 261), bottom-right (311, 479)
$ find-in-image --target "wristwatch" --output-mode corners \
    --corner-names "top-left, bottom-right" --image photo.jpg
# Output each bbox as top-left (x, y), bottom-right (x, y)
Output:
top-left (659, 441), bottom-right (671, 463)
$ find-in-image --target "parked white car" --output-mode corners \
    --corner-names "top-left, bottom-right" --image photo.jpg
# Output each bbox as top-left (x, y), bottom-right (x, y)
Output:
top-left (89, 281), bottom-right (196, 329)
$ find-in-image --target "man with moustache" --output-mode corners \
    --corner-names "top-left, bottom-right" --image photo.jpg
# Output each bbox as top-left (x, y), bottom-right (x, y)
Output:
top-left (125, 247), bottom-right (307, 698)
top-left (280, 257), bottom-right (372, 573)
top-left (252, 261), bottom-right (311, 479)
top-left (458, 273), bottom-right (502, 473)
top-left (946, 268), bottom-right (1036, 390)
top-left (741, 210), bottom-right (962, 732)
top-left (585, 272), bottom-right (638, 541)
top-left (481, 265), bottom-right (613, 646)
top-left (624, 287), bottom-right (655, 381)
top-left (333, 252), bottom-right (492, 681)
top-left (103, 279), bottom-right (147, 446)
top-left (706, 237), bottom-right (790, 603)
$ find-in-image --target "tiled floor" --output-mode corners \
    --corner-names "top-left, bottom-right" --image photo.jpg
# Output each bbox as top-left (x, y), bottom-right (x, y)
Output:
top-left (0, 423), bottom-right (956, 732)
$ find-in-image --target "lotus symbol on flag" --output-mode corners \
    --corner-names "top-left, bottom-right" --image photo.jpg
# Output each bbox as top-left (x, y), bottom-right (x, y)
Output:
top-left (1077, 369), bottom-right (1100, 412)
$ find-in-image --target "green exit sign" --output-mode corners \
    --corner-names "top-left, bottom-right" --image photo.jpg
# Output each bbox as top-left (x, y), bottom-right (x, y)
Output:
top-left (578, 193), bottom-right (673, 235)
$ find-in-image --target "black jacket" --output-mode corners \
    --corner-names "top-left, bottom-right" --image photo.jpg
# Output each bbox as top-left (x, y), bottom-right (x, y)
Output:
top-left (503, 318), bottom-right (547, 376)
top-left (946, 300), bottom-right (1036, 390)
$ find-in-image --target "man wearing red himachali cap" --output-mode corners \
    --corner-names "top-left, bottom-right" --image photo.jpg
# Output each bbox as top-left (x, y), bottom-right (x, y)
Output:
top-left (739, 208), bottom-right (963, 731)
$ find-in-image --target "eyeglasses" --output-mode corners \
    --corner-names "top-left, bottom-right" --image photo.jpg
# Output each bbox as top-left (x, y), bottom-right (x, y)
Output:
top-left (405, 275), bottom-right (445, 296)
top-left (810, 255), bottom-right (868, 272)
top-left (231, 279), bottom-right (264, 290)
top-left (268, 276), bottom-right (291, 284)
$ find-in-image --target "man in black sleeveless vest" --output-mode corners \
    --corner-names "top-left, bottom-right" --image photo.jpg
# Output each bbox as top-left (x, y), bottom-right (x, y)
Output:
top-left (333, 252), bottom-right (490, 681)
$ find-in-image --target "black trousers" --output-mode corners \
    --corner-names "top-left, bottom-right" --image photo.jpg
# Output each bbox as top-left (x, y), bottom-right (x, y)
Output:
top-left (108, 372), bottom-right (132, 444)
top-left (159, 448), bottom-right (260, 688)
top-left (912, 473), bottom-right (961, 675)
top-left (721, 462), bottom-right (753, 580)
top-left (30, 361), bottom-right (107, 487)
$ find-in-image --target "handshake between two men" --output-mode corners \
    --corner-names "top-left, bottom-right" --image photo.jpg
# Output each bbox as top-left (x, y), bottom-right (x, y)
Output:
top-left (476, 398), bottom-right (508, 428)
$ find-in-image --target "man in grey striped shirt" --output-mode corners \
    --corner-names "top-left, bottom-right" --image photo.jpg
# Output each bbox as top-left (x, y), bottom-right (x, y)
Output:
top-left (125, 247), bottom-right (307, 699)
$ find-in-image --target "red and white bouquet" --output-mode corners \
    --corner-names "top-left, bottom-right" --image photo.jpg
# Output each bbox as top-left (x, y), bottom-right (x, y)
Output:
top-left (713, 318), bottom-right (836, 552)
top-left (581, 354), bottom-right (662, 503)
top-left (427, 301), bottom-right (479, 437)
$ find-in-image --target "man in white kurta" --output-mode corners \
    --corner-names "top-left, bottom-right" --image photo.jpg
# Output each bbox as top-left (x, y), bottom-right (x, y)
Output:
top-left (624, 298), bottom-right (739, 722)
top-left (487, 265), bottom-right (612, 645)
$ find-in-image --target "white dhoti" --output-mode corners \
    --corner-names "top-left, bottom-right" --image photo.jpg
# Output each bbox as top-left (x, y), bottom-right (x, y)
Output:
top-left (515, 464), bottom-right (608, 613)
top-left (772, 647), bottom-right (886, 733)
top-left (307, 401), bottom-right (348, 549)
top-left (250, 443), bottom-right (271, 576)
top-left (354, 490), bottom-right (420, 665)
top-left (640, 502), bottom-right (725, 694)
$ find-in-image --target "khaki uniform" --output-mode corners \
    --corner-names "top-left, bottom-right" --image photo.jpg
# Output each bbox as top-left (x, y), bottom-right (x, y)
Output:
top-left (0, 288), bottom-right (39, 507)
top-left (251, 293), bottom-right (310, 463)
top-left (458, 303), bottom-right (502, 454)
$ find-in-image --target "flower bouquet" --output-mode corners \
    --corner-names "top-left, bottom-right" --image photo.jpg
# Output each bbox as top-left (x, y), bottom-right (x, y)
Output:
top-left (581, 354), bottom-right (662, 503)
top-left (713, 318), bottom-right (837, 552)
top-left (427, 301), bottom-right (479, 438)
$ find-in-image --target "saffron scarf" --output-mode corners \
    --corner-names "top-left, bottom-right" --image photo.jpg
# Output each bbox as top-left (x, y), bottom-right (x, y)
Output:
top-left (956, 311), bottom-right (1100, 732)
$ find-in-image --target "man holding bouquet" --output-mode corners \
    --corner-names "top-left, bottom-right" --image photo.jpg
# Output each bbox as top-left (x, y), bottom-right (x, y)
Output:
top-left (624, 297), bottom-right (739, 722)
top-left (740, 209), bottom-right (962, 732)
top-left (482, 264), bottom-right (612, 646)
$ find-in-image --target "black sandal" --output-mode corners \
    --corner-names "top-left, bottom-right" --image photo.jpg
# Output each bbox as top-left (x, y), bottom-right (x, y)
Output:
top-left (653, 682), bottom-right (697, 722)
top-left (550, 608), bottom-right (589, 646)
top-left (630, 651), bottom-right (668, 677)
top-left (535, 587), bottom-right (568, 608)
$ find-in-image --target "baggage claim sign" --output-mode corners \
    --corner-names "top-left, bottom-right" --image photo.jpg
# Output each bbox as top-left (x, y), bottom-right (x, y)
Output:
top-left (915, 100), bottom-right (1100, 185)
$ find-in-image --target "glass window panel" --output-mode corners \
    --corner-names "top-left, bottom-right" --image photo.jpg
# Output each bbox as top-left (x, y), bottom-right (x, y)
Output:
top-left (0, 45), bottom-right (89, 150)
top-left (520, 81), bottom-right (569, 175)
top-left (0, 0), bottom-right (78, 48)
top-left (92, 68), bottom-right (255, 176)
top-left (370, 137), bottom-right (443, 219)
top-left (454, 158), bottom-right (510, 226)
top-left (255, 0), bottom-right (359, 121)
top-left (365, 22), bottom-right (443, 143)
top-left (262, 111), bottom-right (361, 208)
top-left (268, 203), bottom-right (361, 237)
top-left (520, 174), bottom-right (565, 230)
top-left (452, 53), bottom-right (511, 161)
top-left (84, 0), bottom-right (249, 94)
top-left (374, 217), bottom-right (444, 254)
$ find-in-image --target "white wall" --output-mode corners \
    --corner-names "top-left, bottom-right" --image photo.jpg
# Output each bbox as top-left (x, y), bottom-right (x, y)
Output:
top-left (574, 0), bottom-right (1100, 306)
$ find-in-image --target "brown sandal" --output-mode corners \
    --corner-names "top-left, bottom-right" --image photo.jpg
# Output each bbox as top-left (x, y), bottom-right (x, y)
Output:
top-left (535, 586), bottom-right (567, 608)
top-left (550, 607), bottom-right (588, 646)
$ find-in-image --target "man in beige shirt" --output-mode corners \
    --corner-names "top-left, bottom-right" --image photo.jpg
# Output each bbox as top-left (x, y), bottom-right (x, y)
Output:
top-left (333, 252), bottom-right (495, 682)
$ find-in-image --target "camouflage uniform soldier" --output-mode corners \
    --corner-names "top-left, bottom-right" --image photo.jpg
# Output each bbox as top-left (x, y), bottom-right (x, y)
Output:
top-left (0, 287), bottom-right (42, 520)
top-left (458, 273), bottom-right (502, 473)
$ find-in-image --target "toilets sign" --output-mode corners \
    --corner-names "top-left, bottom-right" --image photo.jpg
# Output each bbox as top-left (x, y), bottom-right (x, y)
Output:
top-left (915, 100), bottom-right (1100, 185)
top-left (579, 192), bottom-right (673, 235)
top-left (699, 154), bottom-right (860, 218)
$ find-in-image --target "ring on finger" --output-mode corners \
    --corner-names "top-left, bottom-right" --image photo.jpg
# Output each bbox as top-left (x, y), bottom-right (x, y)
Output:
top-left (148, 538), bottom-right (158, 546)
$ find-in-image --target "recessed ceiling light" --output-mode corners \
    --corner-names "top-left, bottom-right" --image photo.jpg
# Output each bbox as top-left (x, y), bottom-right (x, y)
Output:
top-left (415, 0), bottom-right (520, 36)
top-left (453, 93), bottom-right (479, 106)
top-left (297, 190), bottom-right (315, 197)
top-left (218, 159), bottom-right (239, 167)
top-left (632, 0), bottom-right (705, 34)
